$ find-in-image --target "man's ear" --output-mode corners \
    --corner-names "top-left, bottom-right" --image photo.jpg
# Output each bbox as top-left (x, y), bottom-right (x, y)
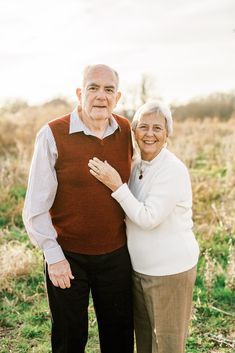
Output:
top-left (76, 88), bottom-right (82, 102)
top-left (116, 91), bottom-right (121, 104)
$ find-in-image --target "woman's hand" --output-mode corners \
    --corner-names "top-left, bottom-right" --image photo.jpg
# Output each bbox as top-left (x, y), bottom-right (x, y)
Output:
top-left (88, 157), bottom-right (123, 192)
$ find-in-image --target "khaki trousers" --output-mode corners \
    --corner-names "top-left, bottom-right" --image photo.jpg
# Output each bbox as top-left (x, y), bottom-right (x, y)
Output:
top-left (133, 266), bottom-right (197, 353)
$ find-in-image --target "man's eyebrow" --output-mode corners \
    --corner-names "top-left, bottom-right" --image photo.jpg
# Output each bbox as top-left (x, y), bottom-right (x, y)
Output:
top-left (86, 83), bottom-right (116, 89)
top-left (87, 82), bottom-right (99, 87)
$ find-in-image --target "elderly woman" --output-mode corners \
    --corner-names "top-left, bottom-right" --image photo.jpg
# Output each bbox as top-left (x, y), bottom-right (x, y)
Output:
top-left (88, 101), bottom-right (200, 353)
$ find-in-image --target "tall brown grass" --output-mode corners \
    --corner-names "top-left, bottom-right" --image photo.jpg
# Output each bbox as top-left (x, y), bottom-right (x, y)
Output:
top-left (0, 102), bottom-right (234, 291)
top-left (0, 240), bottom-right (39, 292)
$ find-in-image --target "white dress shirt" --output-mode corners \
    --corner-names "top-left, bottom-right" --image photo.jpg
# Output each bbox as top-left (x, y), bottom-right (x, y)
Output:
top-left (23, 109), bottom-right (120, 264)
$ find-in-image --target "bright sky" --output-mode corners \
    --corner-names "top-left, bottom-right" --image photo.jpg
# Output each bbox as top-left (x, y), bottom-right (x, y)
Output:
top-left (0, 0), bottom-right (234, 106)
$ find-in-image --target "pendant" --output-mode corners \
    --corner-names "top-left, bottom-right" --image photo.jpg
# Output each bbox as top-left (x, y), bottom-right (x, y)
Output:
top-left (138, 162), bottom-right (144, 180)
top-left (139, 169), bottom-right (143, 179)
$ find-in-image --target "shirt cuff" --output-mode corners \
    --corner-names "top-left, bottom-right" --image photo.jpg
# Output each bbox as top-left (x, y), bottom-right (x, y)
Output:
top-left (44, 245), bottom-right (66, 264)
top-left (111, 183), bottom-right (130, 202)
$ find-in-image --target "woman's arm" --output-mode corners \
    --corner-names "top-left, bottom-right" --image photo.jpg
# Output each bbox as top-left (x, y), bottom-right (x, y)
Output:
top-left (88, 157), bottom-right (191, 230)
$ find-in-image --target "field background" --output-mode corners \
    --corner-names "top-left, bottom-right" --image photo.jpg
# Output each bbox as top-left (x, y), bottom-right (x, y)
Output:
top-left (0, 94), bottom-right (235, 352)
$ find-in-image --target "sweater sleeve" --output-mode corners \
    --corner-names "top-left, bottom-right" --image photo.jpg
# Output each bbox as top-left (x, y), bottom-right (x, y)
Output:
top-left (111, 163), bottom-right (191, 231)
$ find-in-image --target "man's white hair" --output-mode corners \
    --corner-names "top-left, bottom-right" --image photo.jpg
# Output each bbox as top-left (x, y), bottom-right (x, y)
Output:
top-left (82, 64), bottom-right (119, 89)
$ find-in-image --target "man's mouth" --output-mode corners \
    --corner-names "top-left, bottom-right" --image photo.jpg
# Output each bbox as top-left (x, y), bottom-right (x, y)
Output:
top-left (93, 106), bottom-right (107, 109)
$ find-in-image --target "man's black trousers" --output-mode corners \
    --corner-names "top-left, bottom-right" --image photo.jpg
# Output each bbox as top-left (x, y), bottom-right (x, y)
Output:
top-left (45, 245), bottom-right (134, 353)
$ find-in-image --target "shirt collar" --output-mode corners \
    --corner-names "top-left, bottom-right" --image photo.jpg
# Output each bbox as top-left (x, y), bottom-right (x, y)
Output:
top-left (69, 107), bottom-right (120, 137)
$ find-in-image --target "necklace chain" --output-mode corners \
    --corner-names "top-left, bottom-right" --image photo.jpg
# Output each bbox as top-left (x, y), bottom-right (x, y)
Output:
top-left (138, 161), bottom-right (144, 180)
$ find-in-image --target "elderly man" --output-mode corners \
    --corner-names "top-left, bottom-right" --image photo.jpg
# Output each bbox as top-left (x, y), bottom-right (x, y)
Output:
top-left (23, 64), bottom-right (134, 353)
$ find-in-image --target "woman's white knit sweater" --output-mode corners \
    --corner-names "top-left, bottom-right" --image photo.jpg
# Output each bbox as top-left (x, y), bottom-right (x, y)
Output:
top-left (111, 147), bottom-right (199, 276)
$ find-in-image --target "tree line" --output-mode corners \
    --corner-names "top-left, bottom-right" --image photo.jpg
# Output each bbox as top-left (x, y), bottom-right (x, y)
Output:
top-left (1, 87), bottom-right (235, 121)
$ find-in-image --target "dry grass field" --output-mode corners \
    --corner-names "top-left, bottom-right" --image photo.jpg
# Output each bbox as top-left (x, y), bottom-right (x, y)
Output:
top-left (0, 101), bottom-right (234, 352)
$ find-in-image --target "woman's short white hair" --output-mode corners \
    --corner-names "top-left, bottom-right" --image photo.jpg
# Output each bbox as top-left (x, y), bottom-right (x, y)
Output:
top-left (132, 101), bottom-right (173, 136)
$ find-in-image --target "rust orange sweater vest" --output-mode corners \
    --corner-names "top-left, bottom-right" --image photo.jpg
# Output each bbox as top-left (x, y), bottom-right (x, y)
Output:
top-left (49, 113), bottom-right (132, 255)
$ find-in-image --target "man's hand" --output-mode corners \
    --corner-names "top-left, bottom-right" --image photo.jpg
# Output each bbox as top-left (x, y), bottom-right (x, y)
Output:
top-left (48, 259), bottom-right (74, 289)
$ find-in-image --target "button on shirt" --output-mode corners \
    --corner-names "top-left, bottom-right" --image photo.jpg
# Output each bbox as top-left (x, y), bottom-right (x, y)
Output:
top-left (22, 109), bottom-right (120, 264)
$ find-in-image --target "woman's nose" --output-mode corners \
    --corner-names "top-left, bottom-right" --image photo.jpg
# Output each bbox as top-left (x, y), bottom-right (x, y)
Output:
top-left (145, 128), bottom-right (154, 136)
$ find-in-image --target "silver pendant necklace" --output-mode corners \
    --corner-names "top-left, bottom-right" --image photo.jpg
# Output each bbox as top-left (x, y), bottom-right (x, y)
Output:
top-left (138, 161), bottom-right (144, 180)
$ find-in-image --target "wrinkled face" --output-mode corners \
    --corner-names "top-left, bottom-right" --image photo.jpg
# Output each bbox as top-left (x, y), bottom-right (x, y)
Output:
top-left (76, 66), bottom-right (121, 123)
top-left (134, 113), bottom-right (168, 161)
